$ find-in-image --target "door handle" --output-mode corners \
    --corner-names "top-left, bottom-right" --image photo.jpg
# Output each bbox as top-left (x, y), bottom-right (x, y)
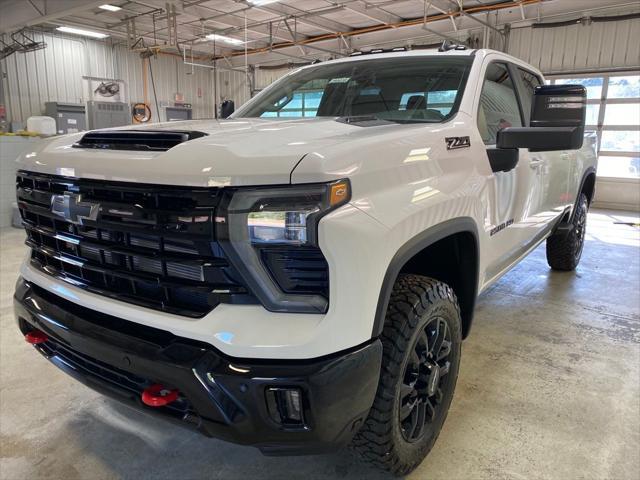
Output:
top-left (529, 159), bottom-right (544, 169)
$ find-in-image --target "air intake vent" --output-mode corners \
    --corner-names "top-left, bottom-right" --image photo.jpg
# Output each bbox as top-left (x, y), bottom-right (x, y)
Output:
top-left (73, 130), bottom-right (207, 151)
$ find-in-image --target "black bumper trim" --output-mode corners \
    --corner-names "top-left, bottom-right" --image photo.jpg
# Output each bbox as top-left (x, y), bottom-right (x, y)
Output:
top-left (14, 278), bottom-right (382, 455)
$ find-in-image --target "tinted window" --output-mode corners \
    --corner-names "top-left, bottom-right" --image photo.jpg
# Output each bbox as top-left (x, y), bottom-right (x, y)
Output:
top-left (478, 63), bottom-right (523, 144)
top-left (236, 57), bottom-right (473, 124)
top-left (517, 68), bottom-right (542, 122)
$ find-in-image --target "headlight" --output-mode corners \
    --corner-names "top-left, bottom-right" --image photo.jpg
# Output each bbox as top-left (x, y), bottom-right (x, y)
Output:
top-left (217, 180), bottom-right (350, 313)
top-left (249, 210), bottom-right (312, 244)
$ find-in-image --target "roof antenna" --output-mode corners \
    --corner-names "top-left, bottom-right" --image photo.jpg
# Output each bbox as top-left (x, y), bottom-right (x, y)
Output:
top-left (438, 40), bottom-right (466, 52)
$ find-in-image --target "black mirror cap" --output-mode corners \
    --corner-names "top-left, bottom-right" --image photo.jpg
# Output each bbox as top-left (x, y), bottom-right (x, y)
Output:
top-left (487, 147), bottom-right (519, 173)
top-left (497, 126), bottom-right (584, 151)
top-left (220, 100), bottom-right (235, 119)
top-left (531, 84), bottom-right (586, 129)
top-left (492, 84), bottom-right (587, 152)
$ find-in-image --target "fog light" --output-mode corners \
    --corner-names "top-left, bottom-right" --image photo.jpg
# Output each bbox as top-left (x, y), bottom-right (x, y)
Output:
top-left (266, 387), bottom-right (305, 427)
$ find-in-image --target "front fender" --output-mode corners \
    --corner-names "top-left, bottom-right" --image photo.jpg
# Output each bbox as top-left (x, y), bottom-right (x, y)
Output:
top-left (371, 217), bottom-right (480, 337)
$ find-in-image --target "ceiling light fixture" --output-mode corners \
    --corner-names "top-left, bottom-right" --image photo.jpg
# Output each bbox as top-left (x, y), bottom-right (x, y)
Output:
top-left (99, 4), bottom-right (122, 11)
top-left (205, 34), bottom-right (244, 45)
top-left (247, 0), bottom-right (282, 6)
top-left (56, 26), bottom-right (109, 39)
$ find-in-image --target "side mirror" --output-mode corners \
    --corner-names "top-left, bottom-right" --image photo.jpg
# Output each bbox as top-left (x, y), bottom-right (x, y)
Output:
top-left (220, 100), bottom-right (235, 119)
top-left (496, 85), bottom-right (586, 152)
top-left (531, 84), bottom-right (586, 130)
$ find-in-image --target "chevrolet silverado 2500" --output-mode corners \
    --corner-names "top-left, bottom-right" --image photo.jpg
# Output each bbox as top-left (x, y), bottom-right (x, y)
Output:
top-left (14, 47), bottom-right (596, 475)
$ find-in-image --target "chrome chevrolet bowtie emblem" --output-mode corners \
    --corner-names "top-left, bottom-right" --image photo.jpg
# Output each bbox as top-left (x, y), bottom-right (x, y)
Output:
top-left (50, 193), bottom-right (100, 225)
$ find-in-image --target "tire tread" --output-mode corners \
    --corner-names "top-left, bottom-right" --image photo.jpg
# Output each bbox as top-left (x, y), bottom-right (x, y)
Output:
top-left (547, 193), bottom-right (588, 271)
top-left (351, 274), bottom-right (461, 476)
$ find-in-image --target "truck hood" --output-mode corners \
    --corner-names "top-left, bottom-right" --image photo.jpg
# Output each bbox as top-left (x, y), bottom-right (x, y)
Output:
top-left (16, 117), bottom-right (412, 187)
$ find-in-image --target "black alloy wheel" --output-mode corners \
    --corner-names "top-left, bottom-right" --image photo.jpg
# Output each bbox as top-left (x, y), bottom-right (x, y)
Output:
top-left (399, 317), bottom-right (452, 442)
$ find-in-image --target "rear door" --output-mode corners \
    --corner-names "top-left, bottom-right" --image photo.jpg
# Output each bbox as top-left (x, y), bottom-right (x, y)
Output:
top-left (513, 67), bottom-right (575, 221)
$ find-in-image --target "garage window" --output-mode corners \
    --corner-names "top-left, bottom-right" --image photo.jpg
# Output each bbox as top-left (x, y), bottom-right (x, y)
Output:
top-left (260, 88), bottom-right (325, 118)
top-left (548, 74), bottom-right (640, 179)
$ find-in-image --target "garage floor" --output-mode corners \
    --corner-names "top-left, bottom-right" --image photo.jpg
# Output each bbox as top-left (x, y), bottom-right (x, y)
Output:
top-left (1, 209), bottom-right (639, 480)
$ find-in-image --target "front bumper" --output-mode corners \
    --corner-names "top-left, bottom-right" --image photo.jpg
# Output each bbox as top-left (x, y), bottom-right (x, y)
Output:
top-left (14, 278), bottom-right (382, 455)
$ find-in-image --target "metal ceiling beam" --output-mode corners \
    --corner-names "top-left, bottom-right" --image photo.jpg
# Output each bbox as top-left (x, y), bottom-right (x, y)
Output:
top-left (295, 42), bottom-right (343, 56)
top-left (428, 2), bottom-right (459, 31)
top-left (283, 19), bottom-right (307, 55)
top-left (62, 10), bottom-right (196, 43)
top-left (421, 24), bottom-right (464, 43)
top-left (267, 49), bottom-right (317, 62)
top-left (125, 0), bottom-right (293, 43)
top-left (366, 0), bottom-right (415, 7)
top-left (40, 18), bottom-right (169, 46)
top-left (252, 3), bottom-right (352, 34)
top-left (1, 0), bottom-right (108, 33)
top-left (445, 0), bottom-right (503, 35)
top-left (26, 0), bottom-right (44, 16)
top-left (108, 7), bottom-right (280, 51)
top-left (175, 3), bottom-right (297, 42)
top-left (106, 6), bottom-right (164, 29)
top-left (221, 0), bottom-right (546, 65)
top-left (339, 1), bottom-right (402, 25)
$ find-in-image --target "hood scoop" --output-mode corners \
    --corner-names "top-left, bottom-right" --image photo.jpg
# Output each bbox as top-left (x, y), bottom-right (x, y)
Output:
top-left (73, 130), bottom-right (208, 152)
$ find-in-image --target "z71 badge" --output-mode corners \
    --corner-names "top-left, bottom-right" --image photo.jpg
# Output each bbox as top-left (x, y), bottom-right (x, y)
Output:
top-left (445, 136), bottom-right (471, 150)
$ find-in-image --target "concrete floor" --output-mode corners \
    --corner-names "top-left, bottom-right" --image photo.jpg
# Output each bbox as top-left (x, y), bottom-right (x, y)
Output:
top-left (1, 209), bottom-right (639, 480)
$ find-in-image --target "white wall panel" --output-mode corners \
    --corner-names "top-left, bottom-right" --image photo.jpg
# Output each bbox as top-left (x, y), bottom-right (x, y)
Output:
top-left (0, 32), bottom-right (251, 125)
top-left (508, 16), bottom-right (640, 74)
top-left (218, 69), bottom-right (250, 108)
top-left (255, 67), bottom-right (294, 90)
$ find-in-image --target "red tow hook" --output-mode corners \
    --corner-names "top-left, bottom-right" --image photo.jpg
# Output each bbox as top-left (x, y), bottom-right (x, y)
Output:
top-left (141, 384), bottom-right (179, 407)
top-left (25, 330), bottom-right (48, 345)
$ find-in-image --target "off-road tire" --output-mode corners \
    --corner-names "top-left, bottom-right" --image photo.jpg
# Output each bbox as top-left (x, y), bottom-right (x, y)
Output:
top-left (547, 193), bottom-right (588, 271)
top-left (351, 274), bottom-right (462, 476)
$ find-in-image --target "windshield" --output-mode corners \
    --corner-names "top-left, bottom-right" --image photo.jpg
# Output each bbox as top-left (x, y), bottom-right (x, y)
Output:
top-left (234, 56), bottom-right (473, 123)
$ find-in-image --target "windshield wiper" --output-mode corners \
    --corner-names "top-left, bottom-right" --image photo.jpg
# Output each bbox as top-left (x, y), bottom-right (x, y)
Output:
top-left (336, 115), bottom-right (393, 125)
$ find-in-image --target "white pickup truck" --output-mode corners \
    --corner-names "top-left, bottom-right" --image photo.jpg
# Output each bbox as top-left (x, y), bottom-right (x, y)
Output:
top-left (14, 47), bottom-right (596, 475)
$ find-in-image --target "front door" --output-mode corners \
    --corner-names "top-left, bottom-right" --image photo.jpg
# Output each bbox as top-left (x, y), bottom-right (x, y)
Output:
top-left (477, 61), bottom-right (545, 282)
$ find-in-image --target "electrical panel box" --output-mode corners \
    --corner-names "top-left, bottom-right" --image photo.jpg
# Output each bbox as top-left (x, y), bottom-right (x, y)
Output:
top-left (86, 101), bottom-right (130, 130)
top-left (44, 102), bottom-right (86, 135)
top-left (163, 106), bottom-right (192, 122)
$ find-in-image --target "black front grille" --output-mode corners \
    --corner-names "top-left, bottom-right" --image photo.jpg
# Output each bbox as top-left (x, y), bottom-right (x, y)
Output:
top-left (73, 130), bottom-right (207, 151)
top-left (16, 171), bottom-right (255, 317)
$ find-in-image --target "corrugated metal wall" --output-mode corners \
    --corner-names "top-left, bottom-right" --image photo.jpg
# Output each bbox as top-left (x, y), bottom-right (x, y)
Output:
top-left (255, 67), bottom-right (295, 90)
top-left (508, 16), bottom-right (640, 75)
top-left (216, 68), bottom-right (251, 107)
top-left (0, 31), bottom-right (250, 124)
